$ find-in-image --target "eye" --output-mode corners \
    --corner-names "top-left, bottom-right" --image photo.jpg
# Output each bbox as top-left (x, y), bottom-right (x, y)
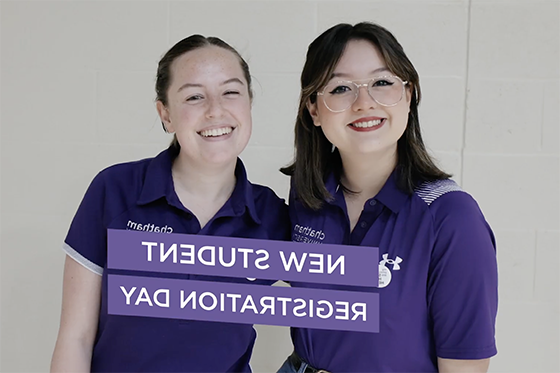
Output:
top-left (185, 94), bottom-right (204, 102)
top-left (224, 90), bottom-right (241, 97)
top-left (328, 84), bottom-right (352, 95)
top-left (372, 79), bottom-right (394, 87)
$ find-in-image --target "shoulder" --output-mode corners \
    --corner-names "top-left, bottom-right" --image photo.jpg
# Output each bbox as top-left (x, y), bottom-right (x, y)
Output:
top-left (415, 179), bottom-right (495, 256)
top-left (77, 156), bottom-right (156, 221)
top-left (234, 157), bottom-right (287, 213)
top-left (249, 182), bottom-right (290, 240)
top-left (65, 157), bottom-right (155, 272)
top-left (414, 179), bottom-right (464, 206)
top-left (414, 179), bottom-right (484, 221)
top-left (94, 156), bottom-right (153, 187)
top-left (85, 156), bottom-right (155, 200)
top-left (251, 183), bottom-right (288, 213)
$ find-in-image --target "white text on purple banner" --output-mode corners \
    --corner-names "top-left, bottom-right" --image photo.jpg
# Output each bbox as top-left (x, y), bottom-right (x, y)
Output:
top-left (108, 275), bottom-right (379, 332)
top-left (107, 229), bottom-right (378, 286)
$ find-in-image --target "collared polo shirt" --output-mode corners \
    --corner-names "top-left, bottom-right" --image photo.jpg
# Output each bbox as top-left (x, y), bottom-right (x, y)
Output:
top-left (63, 148), bottom-right (290, 373)
top-left (289, 171), bottom-right (498, 372)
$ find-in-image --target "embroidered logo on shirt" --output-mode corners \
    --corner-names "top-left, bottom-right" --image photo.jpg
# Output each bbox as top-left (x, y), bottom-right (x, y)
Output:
top-left (126, 220), bottom-right (173, 233)
top-left (378, 253), bottom-right (403, 288)
top-left (292, 224), bottom-right (326, 244)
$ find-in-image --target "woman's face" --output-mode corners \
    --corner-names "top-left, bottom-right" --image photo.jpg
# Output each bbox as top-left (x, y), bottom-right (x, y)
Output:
top-left (157, 46), bottom-right (252, 167)
top-left (308, 39), bottom-right (411, 160)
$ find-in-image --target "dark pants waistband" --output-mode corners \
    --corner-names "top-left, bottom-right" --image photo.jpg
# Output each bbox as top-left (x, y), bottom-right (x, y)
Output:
top-left (288, 351), bottom-right (330, 373)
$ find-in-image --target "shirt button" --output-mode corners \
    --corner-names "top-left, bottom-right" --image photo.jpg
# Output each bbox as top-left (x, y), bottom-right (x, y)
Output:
top-left (360, 221), bottom-right (368, 229)
top-left (369, 200), bottom-right (377, 206)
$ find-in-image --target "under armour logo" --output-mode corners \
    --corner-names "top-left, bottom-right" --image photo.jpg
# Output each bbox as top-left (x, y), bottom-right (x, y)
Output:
top-left (380, 254), bottom-right (403, 270)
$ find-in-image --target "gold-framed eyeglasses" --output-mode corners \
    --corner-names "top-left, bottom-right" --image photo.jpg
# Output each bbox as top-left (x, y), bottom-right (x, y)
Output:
top-left (316, 75), bottom-right (408, 113)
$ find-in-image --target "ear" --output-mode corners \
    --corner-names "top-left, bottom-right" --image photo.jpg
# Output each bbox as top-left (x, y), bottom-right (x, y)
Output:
top-left (156, 101), bottom-right (174, 133)
top-left (405, 85), bottom-right (413, 114)
top-left (306, 99), bottom-right (321, 127)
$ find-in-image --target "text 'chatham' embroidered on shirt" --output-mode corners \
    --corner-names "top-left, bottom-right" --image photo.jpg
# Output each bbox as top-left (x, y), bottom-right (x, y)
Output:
top-left (292, 224), bottom-right (326, 244)
top-left (127, 220), bottom-right (174, 233)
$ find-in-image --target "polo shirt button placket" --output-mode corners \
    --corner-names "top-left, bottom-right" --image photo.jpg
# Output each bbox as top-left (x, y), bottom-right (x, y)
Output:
top-left (369, 200), bottom-right (377, 206)
top-left (359, 221), bottom-right (368, 229)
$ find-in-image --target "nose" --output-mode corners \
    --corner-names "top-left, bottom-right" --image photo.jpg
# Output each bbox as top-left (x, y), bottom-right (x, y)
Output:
top-left (352, 84), bottom-right (377, 111)
top-left (205, 96), bottom-right (225, 118)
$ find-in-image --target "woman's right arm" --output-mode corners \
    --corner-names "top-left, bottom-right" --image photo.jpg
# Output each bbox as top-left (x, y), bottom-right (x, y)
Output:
top-left (51, 255), bottom-right (102, 373)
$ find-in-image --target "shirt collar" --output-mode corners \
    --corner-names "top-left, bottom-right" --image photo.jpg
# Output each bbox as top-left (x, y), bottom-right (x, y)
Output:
top-left (324, 168), bottom-right (409, 214)
top-left (137, 149), bottom-right (261, 224)
top-left (137, 149), bottom-right (175, 206)
top-left (374, 169), bottom-right (410, 213)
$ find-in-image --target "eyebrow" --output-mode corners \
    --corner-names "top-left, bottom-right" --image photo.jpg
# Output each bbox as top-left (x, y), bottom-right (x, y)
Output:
top-left (331, 67), bottom-right (390, 79)
top-left (177, 77), bottom-right (245, 92)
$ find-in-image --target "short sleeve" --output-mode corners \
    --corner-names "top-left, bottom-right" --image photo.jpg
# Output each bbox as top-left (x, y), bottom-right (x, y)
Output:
top-left (427, 191), bottom-right (498, 359)
top-left (63, 172), bottom-right (108, 275)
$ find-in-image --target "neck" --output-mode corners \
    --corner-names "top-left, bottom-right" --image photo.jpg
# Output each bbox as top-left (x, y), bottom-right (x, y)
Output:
top-left (339, 146), bottom-right (397, 199)
top-left (172, 155), bottom-right (237, 201)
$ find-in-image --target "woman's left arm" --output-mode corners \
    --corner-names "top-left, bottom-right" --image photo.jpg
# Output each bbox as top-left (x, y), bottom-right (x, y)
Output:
top-left (438, 357), bottom-right (490, 373)
top-left (428, 190), bottom-right (498, 365)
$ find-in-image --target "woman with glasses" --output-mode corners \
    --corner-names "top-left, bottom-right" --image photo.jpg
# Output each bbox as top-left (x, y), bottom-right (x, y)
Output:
top-left (278, 22), bottom-right (497, 373)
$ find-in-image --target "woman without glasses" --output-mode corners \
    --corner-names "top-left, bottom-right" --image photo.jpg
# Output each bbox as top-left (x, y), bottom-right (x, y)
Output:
top-left (278, 22), bottom-right (498, 373)
top-left (50, 35), bottom-right (289, 372)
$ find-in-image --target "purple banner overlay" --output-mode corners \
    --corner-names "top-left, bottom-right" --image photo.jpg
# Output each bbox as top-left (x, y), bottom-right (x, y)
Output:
top-left (108, 274), bottom-right (379, 332)
top-left (107, 229), bottom-right (378, 287)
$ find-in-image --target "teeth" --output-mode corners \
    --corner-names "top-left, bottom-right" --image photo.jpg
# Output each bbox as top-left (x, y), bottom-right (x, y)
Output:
top-left (199, 127), bottom-right (233, 137)
top-left (352, 119), bottom-right (382, 128)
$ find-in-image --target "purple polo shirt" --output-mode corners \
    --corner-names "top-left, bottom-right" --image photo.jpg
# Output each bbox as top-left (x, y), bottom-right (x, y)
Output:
top-left (63, 148), bottom-right (289, 373)
top-left (289, 171), bottom-right (498, 372)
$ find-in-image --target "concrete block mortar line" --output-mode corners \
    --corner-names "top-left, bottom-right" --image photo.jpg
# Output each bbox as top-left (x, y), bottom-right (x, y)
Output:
top-left (540, 83), bottom-right (545, 151)
top-left (93, 69), bottom-right (99, 144)
top-left (460, 77), bottom-right (554, 83)
top-left (166, 1), bottom-right (171, 47)
top-left (532, 229), bottom-right (539, 301)
top-left (91, 68), bottom-right (156, 74)
top-left (459, 0), bottom-right (472, 186)
top-left (252, 71), bottom-right (305, 77)
top-left (468, 153), bottom-right (559, 157)
top-left (312, 0), bottom-right (318, 37)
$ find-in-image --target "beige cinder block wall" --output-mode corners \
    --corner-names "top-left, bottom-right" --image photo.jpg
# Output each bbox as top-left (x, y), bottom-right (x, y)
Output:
top-left (1, 1), bottom-right (558, 372)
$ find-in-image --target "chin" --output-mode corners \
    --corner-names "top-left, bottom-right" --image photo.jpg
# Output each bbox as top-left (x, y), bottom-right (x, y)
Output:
top-left (202, 152), bottom-right (240, 167)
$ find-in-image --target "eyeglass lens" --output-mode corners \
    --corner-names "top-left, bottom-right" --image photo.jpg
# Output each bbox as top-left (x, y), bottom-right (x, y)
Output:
top-left (322, 76), bottom-right (404, 112)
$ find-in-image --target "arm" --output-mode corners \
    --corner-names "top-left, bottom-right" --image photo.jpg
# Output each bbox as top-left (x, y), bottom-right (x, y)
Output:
top-left (438, 357), bottom-right (490, 373)
top-left (51, 255), bottom-right (102, 373)
top-left (428, 191), bottom-right (498, 364)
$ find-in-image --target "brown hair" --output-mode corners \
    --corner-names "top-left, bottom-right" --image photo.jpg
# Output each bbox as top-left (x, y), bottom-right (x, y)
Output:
top-left (281, 22), bottom-right (450, 210)
top-left (155, 34), bottom-right (252, 153)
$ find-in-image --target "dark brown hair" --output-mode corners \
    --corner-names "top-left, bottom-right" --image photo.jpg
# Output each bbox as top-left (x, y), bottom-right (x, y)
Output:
top-left (281, 22), bottom-right (451, 210)
top-left (155, 34), bottom-right (253, 152)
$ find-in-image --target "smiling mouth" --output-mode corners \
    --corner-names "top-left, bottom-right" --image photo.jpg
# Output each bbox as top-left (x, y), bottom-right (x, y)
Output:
top-left (350, 119), bottom-right (384, 128)
top-left (198, 127), bottom-right (234, 138)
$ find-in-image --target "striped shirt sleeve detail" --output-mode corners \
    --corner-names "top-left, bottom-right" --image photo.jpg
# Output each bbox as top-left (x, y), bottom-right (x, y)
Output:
top-left (62, 242), bottom-right (103, 276)
top-left (415, 179), bottom-right (463, 206)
